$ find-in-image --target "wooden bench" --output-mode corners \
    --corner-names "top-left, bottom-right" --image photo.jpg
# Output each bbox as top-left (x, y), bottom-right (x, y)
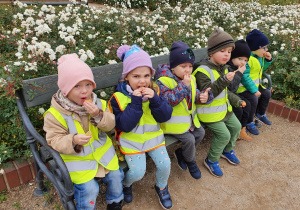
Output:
top-left (15, 48), bottom-right (271, 209)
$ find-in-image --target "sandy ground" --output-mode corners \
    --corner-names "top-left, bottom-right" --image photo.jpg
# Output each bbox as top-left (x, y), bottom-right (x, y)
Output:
top-left (1, 113), bottom-right (300, 210)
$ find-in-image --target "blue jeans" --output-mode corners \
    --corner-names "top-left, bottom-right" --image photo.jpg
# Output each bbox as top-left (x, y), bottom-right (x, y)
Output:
top-left (74, 167), bottom-right (124, 209)
top-left (123, 146), bottom-right (171, 189)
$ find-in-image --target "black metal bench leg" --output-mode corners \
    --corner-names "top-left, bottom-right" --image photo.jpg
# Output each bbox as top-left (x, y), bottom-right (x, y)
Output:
top-left (33, 160), bottom-right (49, 197)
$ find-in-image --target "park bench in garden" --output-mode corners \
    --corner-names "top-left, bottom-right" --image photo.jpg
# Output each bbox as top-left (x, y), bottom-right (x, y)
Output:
top-left (15, 48), bottom-right (271, 209)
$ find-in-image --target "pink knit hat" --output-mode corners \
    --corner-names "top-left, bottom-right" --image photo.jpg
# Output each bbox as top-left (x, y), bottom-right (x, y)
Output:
top-left (117, 44), bottom-right (155, 79)
top-left (57, 53), bottom-right (96, 96)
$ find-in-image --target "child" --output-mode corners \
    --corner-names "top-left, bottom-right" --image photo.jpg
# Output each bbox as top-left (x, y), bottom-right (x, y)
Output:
top-left (108, 45), bottom-right (173, 209)
top-left (192, 29), bottom-right (246, 177)
top-left (43, 53), bottom-right (124, 210)
top-left (227, 39), bottom-right (253, 140)
top-left (154, 41), bottom-right (213, 180)
top-left (236, 29), bottom-right (273, 135)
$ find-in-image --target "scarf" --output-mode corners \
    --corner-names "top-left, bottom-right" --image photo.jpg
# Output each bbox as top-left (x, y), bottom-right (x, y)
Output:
top-left (54, 90), bottom-right (97, 116)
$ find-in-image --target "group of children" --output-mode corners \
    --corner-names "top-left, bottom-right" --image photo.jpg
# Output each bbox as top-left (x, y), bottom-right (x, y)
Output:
top-left (43, 28), bottom-right (273, 210)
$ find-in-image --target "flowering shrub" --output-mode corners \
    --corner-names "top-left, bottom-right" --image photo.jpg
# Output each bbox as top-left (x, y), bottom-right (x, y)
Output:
top-left (0, 0), bottom-right (299, 165)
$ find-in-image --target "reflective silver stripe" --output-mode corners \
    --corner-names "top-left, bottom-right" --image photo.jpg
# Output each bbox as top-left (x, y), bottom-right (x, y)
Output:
top-left (73, 135), bottom-right (108, 157)
top-left (60, 113), bottom-right (77, 134)
top-left (131, 124), bottom-right (160, 134)
top-left (196, 104), bottom-right (227, 114)
top-left (65, 160), bottom-right (97, 172)
top-left (99, 145), bottom-right (116, 166)
top-left (96, 98), bottom-right (103, 110)
top-left (120, 134), bottom-right (164, 152)
top-left (164, 115), bottom-right (191, 124)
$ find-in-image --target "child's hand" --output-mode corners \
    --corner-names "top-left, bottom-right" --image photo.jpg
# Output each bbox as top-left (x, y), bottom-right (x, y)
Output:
top-left (73, 133), bottom-right (91, 146)
top-left (254, 91), bottom-right (261, 97)
top-left (225, 72), bottom-right (235, 81)
top-left (237, 65), bottom-right (246, 74)
top-left (132, 89), bottom-right (142, 97)
top-left (183, 74), bottom-right (191, 87)
top-left (240, 101), bottom-right (246, 108)
top-left (83, 100), bottom-right (101, 117)
top-left (141, 87), bottom-right (155, 98)
top-left (264, 52), bottom-right (272, 60)
top-left (200, 88), bottom-right (211, 103)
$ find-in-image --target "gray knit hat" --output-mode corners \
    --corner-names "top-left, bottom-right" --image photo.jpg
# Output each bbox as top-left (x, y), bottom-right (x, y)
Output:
top-left (207, 29), bottom-right (235, 55)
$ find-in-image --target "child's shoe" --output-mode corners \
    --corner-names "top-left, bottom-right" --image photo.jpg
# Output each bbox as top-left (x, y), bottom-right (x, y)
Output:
top-left (174, 148), bottom-right (187, 170)
top-left (255, 113), bottom-right (272, 125)
top-left (186, 161), bottom-right (201, 179)
top-left (204, 158), bottom-right (223, 177)
top-left (221, 150), bottom-right (240, 165)
top-left (154, 185), bottom-right (172, 209)
top-left (246, 122), bottom-right (260, 135)
top-left (107, 201), bottom-right (123, 210)
top-left (239, 127), bottom-right (253, 141)
top-left (255, 119), bottom-right (262, 128)
top-left (123, 185), bottom-right (133, 203)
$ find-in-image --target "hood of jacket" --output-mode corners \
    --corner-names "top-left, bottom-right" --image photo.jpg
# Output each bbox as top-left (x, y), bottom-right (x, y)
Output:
top-left (154, 64), bottom-right (181, 83)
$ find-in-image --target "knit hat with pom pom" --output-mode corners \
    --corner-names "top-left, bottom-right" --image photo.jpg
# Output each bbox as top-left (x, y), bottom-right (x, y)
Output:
top-left (57, 53), bottom-right (96, 96)
top-left (117, 44), bottom-right (155, 79)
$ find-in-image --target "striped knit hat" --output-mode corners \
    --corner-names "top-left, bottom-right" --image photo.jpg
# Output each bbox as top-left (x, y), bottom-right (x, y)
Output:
top-left (207, 28), bottom-right (235, 55)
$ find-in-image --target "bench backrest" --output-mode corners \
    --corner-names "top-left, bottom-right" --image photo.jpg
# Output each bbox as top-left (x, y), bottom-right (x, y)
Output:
top-left (20, 48), bottom-right (208, 108)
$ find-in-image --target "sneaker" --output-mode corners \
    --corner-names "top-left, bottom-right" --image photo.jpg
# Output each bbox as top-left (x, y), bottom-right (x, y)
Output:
top-left (246, 122), bottom-right (260, 135)
top-left (154, 185), bottom-right (172, 209)
top-left (123, 185), bottom-right (133, 203)
top-left (255, 120), bottom-right (262, 128)
top-left (239, 127), bottom-right (254, 141)
top-left (174, 148), bottom-right (187, 170)
top-left (107, 201), bottom-right (123, 210)
top-left (255, 113), bottom-right (272, 125)
top-left (186, 161), bottom-right (201, 179)
top-left (204, 158), bottom-right (223, 177)
top-left (221, 150), bottom-right (240, 165)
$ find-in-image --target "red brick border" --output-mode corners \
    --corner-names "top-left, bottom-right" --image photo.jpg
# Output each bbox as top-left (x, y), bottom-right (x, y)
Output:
top-left (0, 99), bottom-right (299, 191)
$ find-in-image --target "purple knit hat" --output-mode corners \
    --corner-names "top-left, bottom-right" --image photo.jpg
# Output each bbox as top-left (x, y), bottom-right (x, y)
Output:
top-left (117, 44), bottom-right (155, 79)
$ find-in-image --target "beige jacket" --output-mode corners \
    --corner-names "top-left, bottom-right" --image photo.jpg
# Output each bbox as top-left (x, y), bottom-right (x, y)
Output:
top-left (43, 96), bottom-right (116, 178)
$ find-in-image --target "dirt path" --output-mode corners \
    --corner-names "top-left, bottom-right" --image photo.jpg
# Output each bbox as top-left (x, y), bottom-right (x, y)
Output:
top-left (1, 113), bottom-right (299, 209)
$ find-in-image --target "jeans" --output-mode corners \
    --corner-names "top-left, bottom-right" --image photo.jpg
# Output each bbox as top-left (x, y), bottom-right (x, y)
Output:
top-left (74, 167), bottom-right (124, 209)
top-left (123, 146), bottom-right (171, 189)
top-left (232, 95), bottom-right (251, 127)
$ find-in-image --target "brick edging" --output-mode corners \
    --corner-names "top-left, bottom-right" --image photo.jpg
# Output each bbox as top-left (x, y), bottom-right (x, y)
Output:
top-left (0, 99), bottom-right (299, 191)
top-left (267, 98), bottom-right (300, 123)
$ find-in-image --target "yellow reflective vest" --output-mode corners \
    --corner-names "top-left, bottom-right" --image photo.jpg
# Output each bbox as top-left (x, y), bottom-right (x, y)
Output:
top-left (157, 76), bottom-right (201, 134)
top-left (44, 99), bottom-right (119, 184)
top-left (108, 92), bottom-right (165, 155)
top-left (192, 65), bottom-right (232, 123)
top-left (236, 56), bottom-right (265, 93)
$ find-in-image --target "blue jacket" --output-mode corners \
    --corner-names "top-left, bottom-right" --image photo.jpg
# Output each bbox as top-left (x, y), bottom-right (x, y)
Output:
top-left (109, 81), bottom-right (173, 133)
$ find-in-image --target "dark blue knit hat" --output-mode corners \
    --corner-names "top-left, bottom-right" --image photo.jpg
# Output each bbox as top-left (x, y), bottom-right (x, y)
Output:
top-left (169, 41), bottom-right (195, 69)
top-left (231, 39), bottom-right (251, 60)
top-left (246, 29), bottom-right (269, 51)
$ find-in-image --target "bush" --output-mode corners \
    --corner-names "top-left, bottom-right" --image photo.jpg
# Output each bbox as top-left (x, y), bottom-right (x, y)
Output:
top-left (0, 0), bottom-right (299, 165)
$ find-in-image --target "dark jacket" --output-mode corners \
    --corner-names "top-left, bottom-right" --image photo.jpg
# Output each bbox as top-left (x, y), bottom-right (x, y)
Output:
top-left (109, 81), bottom-right (173, 133)
top-left (193, 59), bottom-right (243, 123)
top-left (226, 60), bottom-right (244, 93)
top-left (154, 64), bottom-right (213, 108)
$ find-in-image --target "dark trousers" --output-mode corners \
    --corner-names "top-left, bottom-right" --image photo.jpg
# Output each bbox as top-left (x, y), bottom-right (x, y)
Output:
top-left (232, 95), bottom-right (251, 127)
top-left (239, 88), bottom-right (271, 124)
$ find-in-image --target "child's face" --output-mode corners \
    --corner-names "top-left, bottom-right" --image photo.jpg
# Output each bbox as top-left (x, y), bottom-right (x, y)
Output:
top-left (125, 66), bottom-right (152, 90)
top-left (171, 62), bottom-right (193, 80)
top-left (253, 45), bottom-right (268, 57)
top-left (67, 80), bottom-right (94, 105)
top-left (210, 47), bottom-right (233, 65)
top-left (231, 57), bottom-right (249, 67)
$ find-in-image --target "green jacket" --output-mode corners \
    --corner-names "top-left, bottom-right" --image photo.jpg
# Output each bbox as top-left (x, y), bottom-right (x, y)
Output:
top-left (193, 59), bottom-right (242, 123)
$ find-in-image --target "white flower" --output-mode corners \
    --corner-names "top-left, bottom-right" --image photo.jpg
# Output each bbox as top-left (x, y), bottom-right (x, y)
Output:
top-left (108, 60), bottom-right (117, 64)
top-left (14, 62), bottom-right (22, 66)
top-left (105, 49), bottom-right (110, 54)
top-left (86, 50), bottom-right (95, 60)
top-left (80, 54), bottom-right (88, 62)
top-left (38, 108), bottom-right (45, 114)
top-left (100, 91), bottom-right (107, 97)
top-left (263, 78), bottom-right (268, 84)
top-left (270, 71), bottom-right (274, 75)
top-left (0, 78), bottom-right (7, 87)
top-left (292, 57), bottom-right (297, 62)
top-left (273, 51), bottom-right (278, 56)
top-left (15, 52), bottom-right (23, 59)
